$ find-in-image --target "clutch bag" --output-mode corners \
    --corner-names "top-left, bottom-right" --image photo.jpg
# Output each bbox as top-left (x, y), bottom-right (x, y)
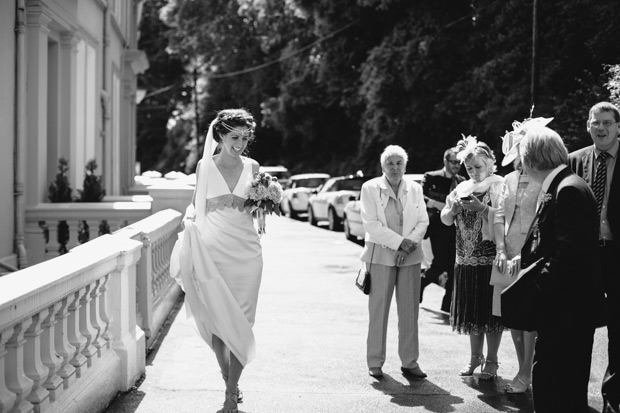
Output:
top-left (500, 256), bottom-right (546, 331)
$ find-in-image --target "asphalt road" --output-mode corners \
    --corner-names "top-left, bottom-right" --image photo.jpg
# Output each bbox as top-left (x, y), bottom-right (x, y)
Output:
top-left (105, 215), bottom-right (608, 413)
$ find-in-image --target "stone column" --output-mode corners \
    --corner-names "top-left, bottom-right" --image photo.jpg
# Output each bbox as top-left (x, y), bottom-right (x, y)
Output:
top-left (25, 2), bottom-right (51, 206)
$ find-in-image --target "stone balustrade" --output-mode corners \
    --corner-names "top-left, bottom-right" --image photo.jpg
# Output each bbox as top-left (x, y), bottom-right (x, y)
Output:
top-left (113, 209), bottom-right (182, 348)
top-left (0, 234), bottom-right (144, 413)
top-left (24, 201), bottom-right (152, 266)
top-left (0, 209), bottom-right (183, 412)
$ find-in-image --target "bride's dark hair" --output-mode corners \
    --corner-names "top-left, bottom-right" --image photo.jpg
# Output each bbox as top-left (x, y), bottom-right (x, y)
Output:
top-left (212, 108), bottom-right (256, 143)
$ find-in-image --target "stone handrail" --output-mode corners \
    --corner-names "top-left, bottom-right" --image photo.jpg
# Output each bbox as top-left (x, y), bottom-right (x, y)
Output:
top-left (25, 202), bottom-right (152, 266)
top-left (114, 209), bottom-right (182, 348)
top-left (0, 234), bottom-right (145, 413)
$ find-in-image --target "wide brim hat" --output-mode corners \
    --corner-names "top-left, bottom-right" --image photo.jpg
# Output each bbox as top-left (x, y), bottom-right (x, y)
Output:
top-left (501, 117), bottom-right (553, 166)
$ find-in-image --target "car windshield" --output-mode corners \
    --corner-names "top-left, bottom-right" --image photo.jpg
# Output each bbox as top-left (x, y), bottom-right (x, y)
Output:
top-left (295, 178), bottom-right (325, 188)
top-left (338, 178), bottom-right (366, 191)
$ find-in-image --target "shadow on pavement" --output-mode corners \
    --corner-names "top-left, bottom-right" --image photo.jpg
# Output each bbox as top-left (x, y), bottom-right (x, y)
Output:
top-left (460, 375), bottom-right (535, 413)
top-left (372, 373), bottom-right (464, 412)
top-left (420, 307), bottom-right (451, 326)
top-left (146, 292), bottom-right (185, 365)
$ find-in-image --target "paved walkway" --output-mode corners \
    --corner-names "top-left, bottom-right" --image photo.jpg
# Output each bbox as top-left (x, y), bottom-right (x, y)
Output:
top-left (105, 216), bottom-right (608, 412)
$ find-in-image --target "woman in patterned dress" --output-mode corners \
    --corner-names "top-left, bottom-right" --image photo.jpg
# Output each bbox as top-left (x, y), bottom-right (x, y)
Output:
top-left (440, 136), bottom-right (505, 380)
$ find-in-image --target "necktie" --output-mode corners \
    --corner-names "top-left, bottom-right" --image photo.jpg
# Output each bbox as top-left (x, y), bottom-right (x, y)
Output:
top-left (592, 152), bottom-right (609, 216)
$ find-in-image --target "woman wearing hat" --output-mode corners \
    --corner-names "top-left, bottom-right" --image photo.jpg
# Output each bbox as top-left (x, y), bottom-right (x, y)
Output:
top-left (492, 117), bottom-right (552, 393)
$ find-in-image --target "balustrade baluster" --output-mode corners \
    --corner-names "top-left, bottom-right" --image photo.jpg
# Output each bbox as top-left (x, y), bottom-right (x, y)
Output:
top-left (0, 328), bottom-right (17, 412)
top-left (40, 303), bottom-right (63, 402)
top-left (86, 220), bottom-right (100, 242)
top-left (46, 223), bottom-right (60, 261)
top-left (67, 289), bottom-right (88, 377)
top-left (98, 274), bottom-right (112, 347)
top-left (66, 220), bottom-right (81, 251)
top-left (54, 296), bottom-right (77, 390)
top-left (5, 319), bottom-right (34, 413)
top-left (24, 311), bottom-right (51, 412)
top-left (89, 279), bottom-right (106, 354)
top-left (78, 284), bottom-right (97, 366)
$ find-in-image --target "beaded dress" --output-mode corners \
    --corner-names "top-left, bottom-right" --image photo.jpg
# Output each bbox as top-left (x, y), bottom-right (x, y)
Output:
top-left (450, 184), bottom-right (504, 335)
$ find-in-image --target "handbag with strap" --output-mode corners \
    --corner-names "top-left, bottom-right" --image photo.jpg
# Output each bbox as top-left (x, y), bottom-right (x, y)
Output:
top-left (355, 243), bottom-right (376, 295)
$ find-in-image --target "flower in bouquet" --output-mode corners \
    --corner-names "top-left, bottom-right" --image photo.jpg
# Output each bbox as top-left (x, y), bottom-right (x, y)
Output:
top-left (244, 172), bottom-right (283, 236)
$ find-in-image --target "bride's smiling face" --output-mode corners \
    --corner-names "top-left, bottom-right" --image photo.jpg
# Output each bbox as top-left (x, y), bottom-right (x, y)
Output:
top-left (219, 128), bottom-right (253, 157)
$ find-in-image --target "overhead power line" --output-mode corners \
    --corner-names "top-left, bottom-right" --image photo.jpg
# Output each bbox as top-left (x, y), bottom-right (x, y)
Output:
top-left (205, 19), bottom-right (360, 79)
top-left (204, 2), bottom-right (499, 80)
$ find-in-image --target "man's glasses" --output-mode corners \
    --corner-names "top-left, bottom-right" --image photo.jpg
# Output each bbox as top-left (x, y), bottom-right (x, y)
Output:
top-left (590, 120), bottom-right (617, 128)
top-left (447, 160), bottom-right (460, 165)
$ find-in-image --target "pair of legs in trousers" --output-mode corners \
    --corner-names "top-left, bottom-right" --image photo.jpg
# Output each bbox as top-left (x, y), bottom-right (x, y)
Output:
top-left (533, 324), bottom-right (594, 413)
top-left (367, 263), bottom-right (421, 369)
top-left (601, 244), bottom-right (620, 412)
top-left (420, 227), bottom-right (456, 312)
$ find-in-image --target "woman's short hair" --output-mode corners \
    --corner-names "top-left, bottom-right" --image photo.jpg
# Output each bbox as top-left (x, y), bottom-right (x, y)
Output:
top-left (212, 108), bottom-right (256, 143)
top-left (520, 126), bottom-right (568, 171)
top-left (380, 145), bottom-right (408, 164)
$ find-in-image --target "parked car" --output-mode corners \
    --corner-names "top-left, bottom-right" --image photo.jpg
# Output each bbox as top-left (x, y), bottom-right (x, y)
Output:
top-left (280, 173), bottom-right (330, 219)
top-left (307, 174), bottom-right (372, 231)
top-left (259, 165), bottom-right (291, 188)
top-left (342, 173), bottom-right (432, 268)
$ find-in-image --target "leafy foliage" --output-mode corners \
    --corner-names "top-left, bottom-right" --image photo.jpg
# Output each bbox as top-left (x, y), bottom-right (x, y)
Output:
top-left (77, 159), bottom-right (106, 202)
top-left (48, 157), bottom-right (73, 203)
top-left (137, 0), bottom-right (620, 177)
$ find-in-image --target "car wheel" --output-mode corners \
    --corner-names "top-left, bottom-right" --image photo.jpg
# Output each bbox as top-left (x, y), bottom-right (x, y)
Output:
top-left (328, 207), bottom-right (342, 231)
top-left (308, 206), bottom-right (318, 226)
top-left (288, 202), bottom-right (298, 219)
top-left (343, 215), bottom-right (356, 241)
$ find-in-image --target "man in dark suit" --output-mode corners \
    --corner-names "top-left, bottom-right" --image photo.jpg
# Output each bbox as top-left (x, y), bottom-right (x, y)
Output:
top-left (420, 148), bottom-right (465, 312)
top-left (519, 126), bottom-right (606, 413)
top-left (569, 101), bottom-right (620, 413)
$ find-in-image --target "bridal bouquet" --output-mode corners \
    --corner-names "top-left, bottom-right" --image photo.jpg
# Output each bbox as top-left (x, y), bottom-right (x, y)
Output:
top-left (244, 172), bottom-right (283, 236)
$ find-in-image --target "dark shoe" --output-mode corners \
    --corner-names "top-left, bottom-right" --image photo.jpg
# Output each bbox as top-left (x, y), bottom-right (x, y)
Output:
top-left (368, 367), bottom-right (383, 378)
top-left (480, 360), bottom-right (499, 380)
top-left (459, 355), bottom-right (485, 376)
top-left (401, 366), bottom-right (427, 378)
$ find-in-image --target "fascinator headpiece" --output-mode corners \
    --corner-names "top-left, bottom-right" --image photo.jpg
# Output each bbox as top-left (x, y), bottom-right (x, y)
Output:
top-left (501, 116), bottom-right (553, 166)
top-left (455, 134), bottom-right (479, 163)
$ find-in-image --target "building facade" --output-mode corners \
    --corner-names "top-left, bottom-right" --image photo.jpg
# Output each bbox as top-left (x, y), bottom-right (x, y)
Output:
top-left (0, 0), bottom-right (148, 270)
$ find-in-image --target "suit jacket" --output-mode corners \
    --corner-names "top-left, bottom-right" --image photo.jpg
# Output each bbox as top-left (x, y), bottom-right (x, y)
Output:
top-left (422, 169), bottom-right (465, 237)
top-left (569, 141), bottom-right (620, 246)
top-left (360, 176), bottom-right (429, 264)
top-left (521, 167), bottom-right (605, 329)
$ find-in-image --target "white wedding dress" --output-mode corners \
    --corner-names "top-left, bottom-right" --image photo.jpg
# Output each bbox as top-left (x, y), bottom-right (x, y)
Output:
top-left (171, 156), bottom-right (262, 366)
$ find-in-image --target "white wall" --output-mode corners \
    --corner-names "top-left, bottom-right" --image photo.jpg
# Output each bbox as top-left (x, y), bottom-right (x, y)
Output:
top-left (0, 3), bottom-right (16, 261)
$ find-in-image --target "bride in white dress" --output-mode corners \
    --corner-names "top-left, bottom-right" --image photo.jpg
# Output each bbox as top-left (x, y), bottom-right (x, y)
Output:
top-left (170, 109), bottom-right (262, 413)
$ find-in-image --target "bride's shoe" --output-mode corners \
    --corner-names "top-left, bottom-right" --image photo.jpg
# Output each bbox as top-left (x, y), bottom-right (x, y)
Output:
top-left (480, 360), bottom-right (499, 380)
top-left (459, 355), bottom-right (485, 376)
top-left (216, 390), bottom-right (238, 413)
top-left (221, 374), bottom-right (243, 403)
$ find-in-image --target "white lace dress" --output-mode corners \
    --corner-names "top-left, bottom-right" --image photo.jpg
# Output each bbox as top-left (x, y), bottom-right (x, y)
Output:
top-left (171, 156), bottom-right (262, 366)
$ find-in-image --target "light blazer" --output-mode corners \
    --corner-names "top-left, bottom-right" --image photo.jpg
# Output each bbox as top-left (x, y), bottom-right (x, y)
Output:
top-left (569, 140), bottom-right (620, 246)
top-left (520, 167), bottom-right (605, 329)
top-left (500, 170), bottom-right (541, 237)
top-left (360, 176), bottom-right (429, 264)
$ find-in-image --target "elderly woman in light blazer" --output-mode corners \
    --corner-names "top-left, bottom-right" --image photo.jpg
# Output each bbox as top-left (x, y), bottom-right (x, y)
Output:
top-left (360, 145), bottom-right (429, 379)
